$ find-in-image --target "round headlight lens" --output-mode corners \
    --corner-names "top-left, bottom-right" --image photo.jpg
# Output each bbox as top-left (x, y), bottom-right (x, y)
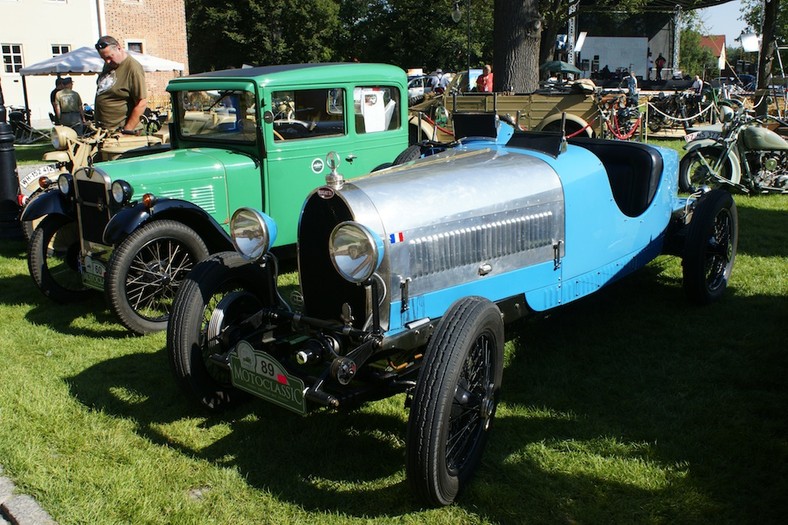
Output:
top-left (329, 222), bottom-right (384, 283)
top-left (51, 126), bottom-right (77, 150)
top-left (111, 180), bottom-right (133, 204)
top-left (230, 207), bottom-right (278, 261)
top-left (57, 173), bottom-right (71, 195)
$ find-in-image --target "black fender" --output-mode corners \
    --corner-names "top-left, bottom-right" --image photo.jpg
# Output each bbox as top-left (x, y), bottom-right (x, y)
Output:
top-left (104, 198), bottom-right (233, 251)
top-left (20, 189), bottom-right (74, 222)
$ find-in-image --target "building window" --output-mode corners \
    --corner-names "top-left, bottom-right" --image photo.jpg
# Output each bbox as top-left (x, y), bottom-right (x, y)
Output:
top-left (2, 43), bottom-right (23, 73)
top-left (52, 44), bottom-right (71, 56)
top-left (127, 41), bottom-right (143, 54)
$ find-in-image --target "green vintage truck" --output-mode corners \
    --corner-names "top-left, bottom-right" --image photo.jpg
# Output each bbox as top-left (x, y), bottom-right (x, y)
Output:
top-left (23, 63), bottom-right (414, 335)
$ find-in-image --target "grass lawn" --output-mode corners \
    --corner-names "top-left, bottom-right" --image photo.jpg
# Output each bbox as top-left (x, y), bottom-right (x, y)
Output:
top-left (0, 144), bottom-right (786, 523)
top-left (13, 143), bottom-right (51, 166)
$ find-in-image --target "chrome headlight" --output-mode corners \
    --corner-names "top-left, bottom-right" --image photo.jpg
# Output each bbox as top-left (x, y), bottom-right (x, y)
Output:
top-left (329, 222), bottom-right (384, 283)
top-left (111, 180), bottom-right (134, 205)
top-left (230, 207), bottom-right (278, 261)
top-left (57, 173), bottom-right (72, 195)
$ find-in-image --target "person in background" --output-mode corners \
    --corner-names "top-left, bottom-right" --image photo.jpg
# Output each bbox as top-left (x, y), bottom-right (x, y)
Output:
top-left (647, 55), bottom-right (654, 81)
top-left (690, 74), bottom-right (705, 111)
top-left (476, 64), bottom-right (493, 92)
top-left (691, 74), bottom-right (704, 95)
top-left (54, 77), bottom-right (86, 135)
top-left (94, 35), bottom-right (147, 134)
top-left (622, 70), bottom-right (638, 106)
top-left (49, 77), bottom-right (65, 124)
top-left (655, 53), bottom-right (666, 81)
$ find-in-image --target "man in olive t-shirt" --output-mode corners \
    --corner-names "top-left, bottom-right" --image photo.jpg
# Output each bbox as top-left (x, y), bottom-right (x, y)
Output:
top-left (94, 35), bottom-right (147, 134)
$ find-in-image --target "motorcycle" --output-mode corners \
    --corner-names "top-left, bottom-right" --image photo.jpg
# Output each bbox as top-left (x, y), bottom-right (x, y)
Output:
top-left (679, 104), bottom-right (788, 193)
top-left (17, 123), bottom-right (168, 239)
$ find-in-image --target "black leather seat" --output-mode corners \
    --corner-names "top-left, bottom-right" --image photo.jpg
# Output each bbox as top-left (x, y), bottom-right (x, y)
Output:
top-left (568, 137), bottom-right (663, 217)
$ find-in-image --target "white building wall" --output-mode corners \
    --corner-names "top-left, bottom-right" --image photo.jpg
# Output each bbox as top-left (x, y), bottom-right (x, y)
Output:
top-left (580, 36), bottom-right (649, 79)
top-left (1, 0), bottom-right (103, 127)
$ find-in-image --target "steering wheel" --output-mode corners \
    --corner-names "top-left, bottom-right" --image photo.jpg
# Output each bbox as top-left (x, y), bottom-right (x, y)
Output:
top-left (273, 130), bottom-right (285, 141)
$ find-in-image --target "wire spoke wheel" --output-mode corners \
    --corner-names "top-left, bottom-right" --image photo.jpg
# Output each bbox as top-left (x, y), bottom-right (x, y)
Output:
top-left (125, 238), bottom-right (193, 321)
top-left (682, 190), bottom-right (738, 304)
top-left (28, 214), bottom-right (93, 303)
top-left (106, 220), bottom-right (209, 335)
top-left (167, 251), bottom-right (273, 411)
top-left (407, 297), bottom-right (504, 506)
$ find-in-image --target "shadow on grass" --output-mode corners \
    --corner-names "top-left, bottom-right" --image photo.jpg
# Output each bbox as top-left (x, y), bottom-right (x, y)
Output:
top-left (63, 265), bottom-right (787, 521)
top-left (0, 272), bottom-right (129, 338)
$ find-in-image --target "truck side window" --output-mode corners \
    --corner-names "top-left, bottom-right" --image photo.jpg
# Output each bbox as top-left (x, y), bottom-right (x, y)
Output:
top-left (271, 88), bottom-right (346, 141)
top-left (353, 86), bottom-right (400, 134)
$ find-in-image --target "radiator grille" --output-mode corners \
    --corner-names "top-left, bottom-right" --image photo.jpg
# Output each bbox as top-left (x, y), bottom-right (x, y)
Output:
top-left (409, 211), bottom-right (554, 278)
top-left (76, 179), bottom-right (111, 244)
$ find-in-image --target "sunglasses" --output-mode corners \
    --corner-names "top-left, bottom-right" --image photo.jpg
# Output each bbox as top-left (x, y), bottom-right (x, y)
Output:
top-left (95, 41), bottom-right (112, 50)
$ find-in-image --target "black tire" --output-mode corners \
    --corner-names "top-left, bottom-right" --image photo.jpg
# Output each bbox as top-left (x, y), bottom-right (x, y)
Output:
top-left (393, 145), bottom-right (422, 165)
top-left (679, 147), bottom-right (734, 192)
top-left (167, 251), bottom-right (273, 411)
top-left (105, 220), bottom-right (209, 335)
top-left (21, 218), bottom-right (36, 243)
top-left (682, 190), bottom-right (738, 305)
top-left (647, 112), bottom-right (665, 133)
top-left (27, 214), bottom-right (93, 303)
top-left (406, 296), bottom-right (504, 506)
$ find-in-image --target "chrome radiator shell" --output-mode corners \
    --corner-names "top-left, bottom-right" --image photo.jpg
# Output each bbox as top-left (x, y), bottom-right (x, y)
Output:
top-left (323, 147), bottom-right (565, 313)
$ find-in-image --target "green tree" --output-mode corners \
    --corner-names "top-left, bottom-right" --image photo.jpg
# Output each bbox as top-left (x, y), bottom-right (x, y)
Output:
top-left (185, 0), bottom-right (340, 72)
top-left (679, 26), bottom-right (716, 78)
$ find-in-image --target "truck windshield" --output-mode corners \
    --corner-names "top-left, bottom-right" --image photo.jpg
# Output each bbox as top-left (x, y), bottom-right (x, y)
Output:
top-left (175, 88), bottom-right (258, 143)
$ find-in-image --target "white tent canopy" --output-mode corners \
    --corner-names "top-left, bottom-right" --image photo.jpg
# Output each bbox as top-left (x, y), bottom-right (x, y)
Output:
top-left (19, 46), bottom-right (184, 76)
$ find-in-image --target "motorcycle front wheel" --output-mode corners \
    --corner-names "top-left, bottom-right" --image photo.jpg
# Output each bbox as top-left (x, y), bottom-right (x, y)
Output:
top-left (679, 147), bottom-right (734, 192)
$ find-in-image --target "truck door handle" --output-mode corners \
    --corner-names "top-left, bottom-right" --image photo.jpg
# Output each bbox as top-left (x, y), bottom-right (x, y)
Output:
top-left (345, 154), bottom-right (357, 163)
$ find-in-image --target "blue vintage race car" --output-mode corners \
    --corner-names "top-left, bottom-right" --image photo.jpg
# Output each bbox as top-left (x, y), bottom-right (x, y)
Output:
top-left (166, 120), bottom-right (738, 506)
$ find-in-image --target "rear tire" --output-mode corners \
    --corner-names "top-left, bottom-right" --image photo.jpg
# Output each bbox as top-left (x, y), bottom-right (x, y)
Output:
top-left (682, 190), bottom-right (738, 304)
top-left (406, 296), bottom-right (504, 506)
top-left (167, 252), bottom-right (273, 411)
top-left (106, 220), bottom-right (209, 335)
top-left (393, 145), bottom-right (422, 165)
top-left (27, 214), bottom-right (92, 303)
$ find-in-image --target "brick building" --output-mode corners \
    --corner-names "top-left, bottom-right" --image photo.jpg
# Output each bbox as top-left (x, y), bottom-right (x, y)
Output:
top-left (102, 0), bottom-right (189, 108)
top-left (0, 0), bottom-right (188, 126)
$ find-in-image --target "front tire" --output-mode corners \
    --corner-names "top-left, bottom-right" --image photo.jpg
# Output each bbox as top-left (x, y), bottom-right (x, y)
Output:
top-left (682, 190), bottom-right (738, 304)
top-left (679, 147), bottom-right (733, 192)
top-left (106, 220), bottom-right (209, 335)
top-left (27, 214), bottom-right (92, 303)
top-left (167, 252), bottom-right (274, 411)
top-left (406, 296), bottom-right (504, 506)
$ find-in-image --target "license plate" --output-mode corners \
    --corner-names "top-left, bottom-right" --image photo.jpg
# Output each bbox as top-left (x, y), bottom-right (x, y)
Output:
top-left (18, 164), bottom-right (57, 194)
top-left (230, 341), bottom-right (307, 415)
top-left (684, 130), bottom-right (719, 142)
top-left (82, 255), bottom-right (106, 290)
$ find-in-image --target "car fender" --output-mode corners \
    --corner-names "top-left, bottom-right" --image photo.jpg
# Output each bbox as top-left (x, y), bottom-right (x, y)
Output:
top-left (535, 113), bottom-right (594, 137)
top-left (684, 139), bottom-right (742, 185)
top-left (104, 199), bottom-right (233, 248)
top-left (20, 189), bottom-right (73, 222)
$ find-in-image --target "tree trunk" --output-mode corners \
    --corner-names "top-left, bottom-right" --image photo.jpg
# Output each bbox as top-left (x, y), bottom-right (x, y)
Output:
top-left (493, 0), bottom-right (542, 93)
top-left (755, 0), bottom-right (779, 115)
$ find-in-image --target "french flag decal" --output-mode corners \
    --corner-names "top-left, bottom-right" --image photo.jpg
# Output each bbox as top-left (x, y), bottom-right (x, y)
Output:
top-left (389, 231), bottom-right (405, 244)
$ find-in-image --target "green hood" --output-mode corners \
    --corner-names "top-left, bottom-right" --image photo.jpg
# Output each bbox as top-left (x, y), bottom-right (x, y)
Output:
top-left (95, 148), bottom-right (257, 196)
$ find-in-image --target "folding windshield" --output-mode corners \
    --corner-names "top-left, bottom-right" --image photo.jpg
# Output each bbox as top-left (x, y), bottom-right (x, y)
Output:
top-left (175, 88), bottom-right (258, 143)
